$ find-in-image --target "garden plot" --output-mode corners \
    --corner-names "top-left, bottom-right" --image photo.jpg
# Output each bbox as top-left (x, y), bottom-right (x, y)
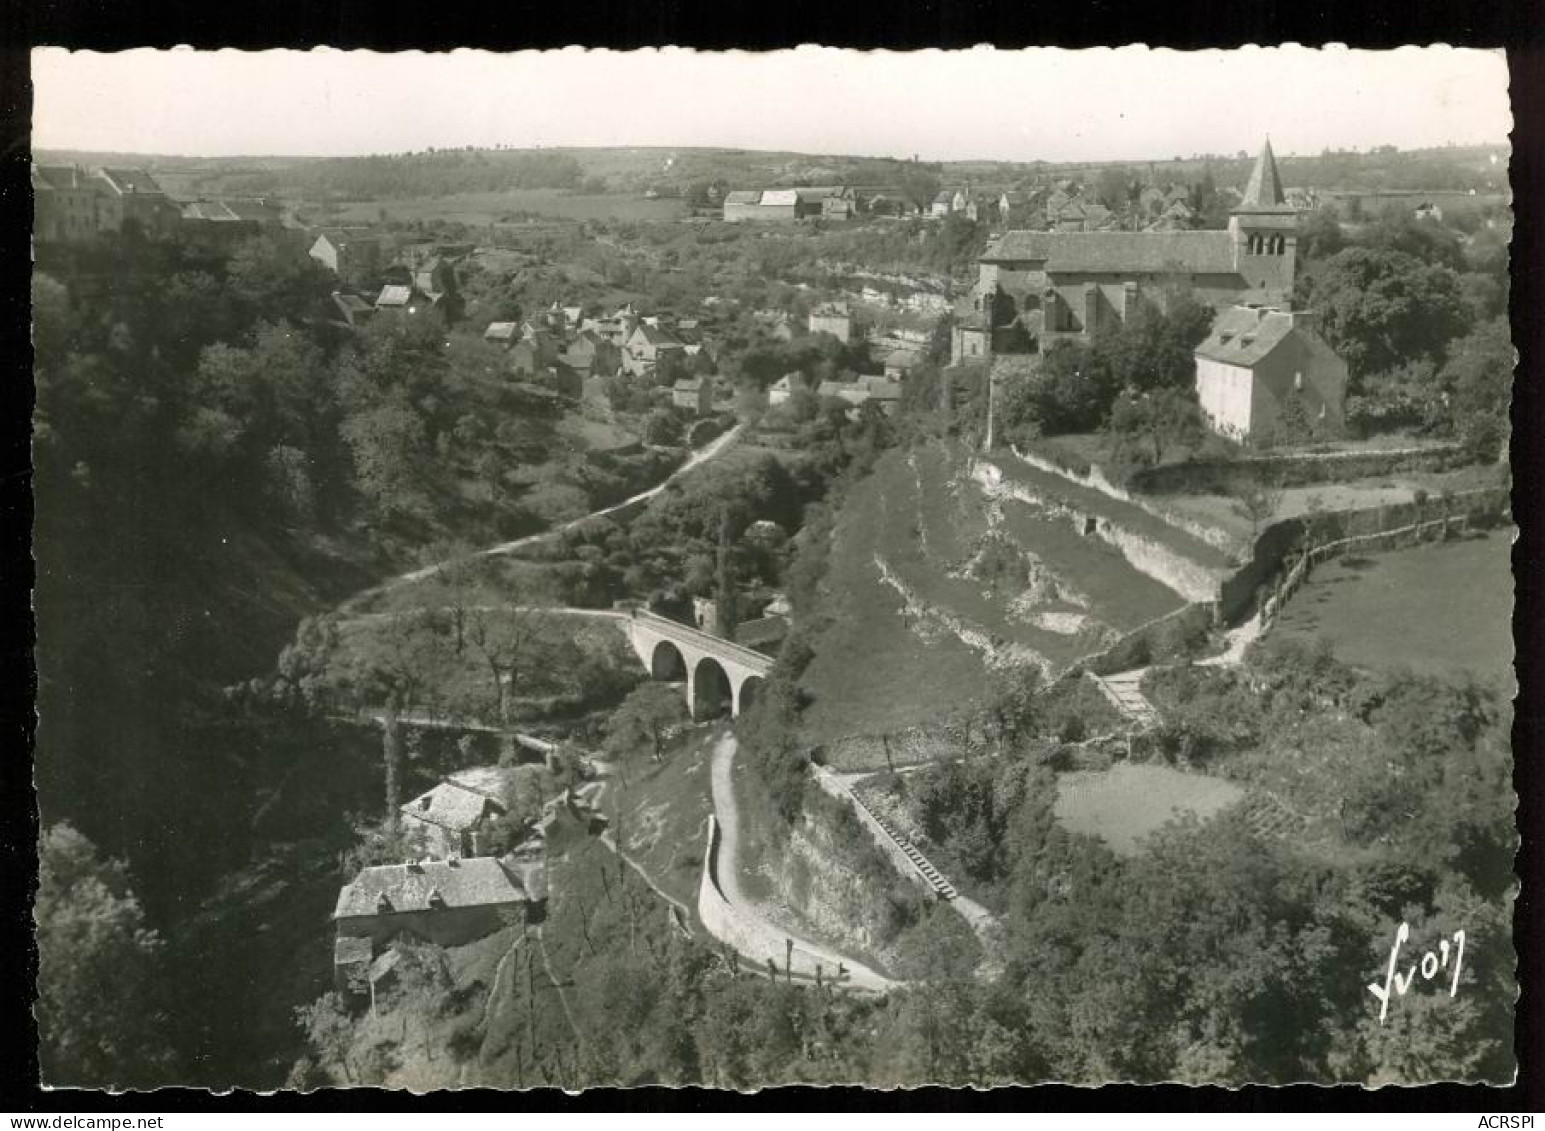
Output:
top-left (1054, 763), bottom-right (1245, 857)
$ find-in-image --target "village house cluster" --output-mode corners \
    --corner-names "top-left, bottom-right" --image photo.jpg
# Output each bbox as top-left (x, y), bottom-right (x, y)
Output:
top-left (331, 747), bottom-right (604, 999)
top-left (31, 162), bottom-right (285, 243)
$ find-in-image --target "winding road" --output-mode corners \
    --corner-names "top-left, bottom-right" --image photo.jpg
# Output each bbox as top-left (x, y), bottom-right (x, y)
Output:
top-left (706, 731), bottom-right (897, 993)
top-left (339, 424), bottom-right (744, 614)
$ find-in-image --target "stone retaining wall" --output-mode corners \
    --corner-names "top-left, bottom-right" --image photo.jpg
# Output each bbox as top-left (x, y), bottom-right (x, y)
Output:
top-left (974, 460), bottom-right (1225, 603)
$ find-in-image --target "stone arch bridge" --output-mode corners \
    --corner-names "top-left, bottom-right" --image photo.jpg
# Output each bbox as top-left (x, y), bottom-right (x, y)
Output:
top-left (623, 608), bottom-right (776, 720)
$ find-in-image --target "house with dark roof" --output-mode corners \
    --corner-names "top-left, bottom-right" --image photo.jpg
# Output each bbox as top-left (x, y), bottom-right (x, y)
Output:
top-left (309, 228), bottom-right (383, 284)
top-left (624, 322), bottom-right (686, 378)
top-left (333, 856), bottom-right (543, 950)
top-left (672, 376), bottom-right (714, 414)
top-left (955, 139), bottom-right (1298, 362)
top-left (94, 167), bottom-right (178, 234)
top-left (1194, 305), bottom-right (1347, 442)
top-left (400, 778), bottom-right (510, 859)
top-left (560, 330), bottom-right (622, 381)
top-left (332, 292), bottom-right (376, 328)
top-left (32, 164), bottom-right (107, 243)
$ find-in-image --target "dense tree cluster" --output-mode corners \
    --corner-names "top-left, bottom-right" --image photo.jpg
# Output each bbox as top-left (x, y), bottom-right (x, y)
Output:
top-left (857, 638), bottom-right (1514, 1084)
top-left (993, 291), bottom-right (1218, 468)
top-left (235, 149), bottom-right (586, 201)
top-left (1295, 210), bottom-right (1511, 456)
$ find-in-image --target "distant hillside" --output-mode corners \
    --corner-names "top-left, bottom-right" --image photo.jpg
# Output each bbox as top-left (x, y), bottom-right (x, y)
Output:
top-left (34, 141), bottom-right (1510, 205)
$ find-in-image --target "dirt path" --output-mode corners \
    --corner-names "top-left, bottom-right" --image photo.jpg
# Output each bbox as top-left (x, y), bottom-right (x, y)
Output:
top-left (706, 732), bottom-right (896, 992)
top-left (1197, 612), bottom-right (1262, 668)
top-left (341, 425), bottom-right (743, 614)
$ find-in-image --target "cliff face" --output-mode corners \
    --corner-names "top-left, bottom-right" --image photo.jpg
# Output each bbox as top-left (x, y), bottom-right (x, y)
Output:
top-left (764, 795), bottom-right (920, 969)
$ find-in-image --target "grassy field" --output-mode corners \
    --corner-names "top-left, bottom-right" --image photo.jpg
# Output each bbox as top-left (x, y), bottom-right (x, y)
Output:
top-left (611, 727), bottom-right (716, 909)
top-left (800, 442), bottom-right (1196, 749)
top-left (1054, 763), bottom-right (1245, 857)
top-left (986, 453), bottom-right (1237, 571)
top-left (799, 453), bottom-right (996, 746)
top-left (1152, 463), bottom-right (1505, 549)
top-left (1271, 530), bottom-right (1514, 683)
top-left (322, 189), bottom-right (689, 226)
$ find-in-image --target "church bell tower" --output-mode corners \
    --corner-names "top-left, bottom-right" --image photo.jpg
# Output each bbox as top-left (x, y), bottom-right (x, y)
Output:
top-left (1229, 137), bottom-right (1299, 303)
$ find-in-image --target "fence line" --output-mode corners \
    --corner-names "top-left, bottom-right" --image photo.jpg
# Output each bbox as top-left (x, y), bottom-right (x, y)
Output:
top-left (1257, 511), bottom-right (1474, 636)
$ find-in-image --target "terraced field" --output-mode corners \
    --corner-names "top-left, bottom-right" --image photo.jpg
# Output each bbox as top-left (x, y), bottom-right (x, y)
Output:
top-left (799, 441), bottom-right (1200, 751)
top-left (800, 459), bottom-right (991, 745)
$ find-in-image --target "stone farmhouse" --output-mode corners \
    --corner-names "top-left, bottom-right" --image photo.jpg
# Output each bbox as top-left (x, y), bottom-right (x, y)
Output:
top-left (1193, 305), bottom-right (1347, 442)
top-left (672, 376), bottom-right (714, 414)
top-left (400, 771), bottom-right (515, 860)
top-left (32, 164), bottom-right (185, 242)
top-left (308, 228), bottom-right (383, 284)
top-left (333, 855), bottom-right (544, 954)
top-left (952, 139), bottom-right (1298, 363)
top-left (624, 321), bottom-right (688, 378)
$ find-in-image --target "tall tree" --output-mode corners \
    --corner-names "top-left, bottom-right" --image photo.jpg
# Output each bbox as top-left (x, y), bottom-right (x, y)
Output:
top-left (35, 824), bottom-right (173, 1087)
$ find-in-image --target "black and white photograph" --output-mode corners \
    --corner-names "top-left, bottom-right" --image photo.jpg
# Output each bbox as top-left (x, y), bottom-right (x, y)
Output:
top-left (25, 45), bottom-right (1518, 1094)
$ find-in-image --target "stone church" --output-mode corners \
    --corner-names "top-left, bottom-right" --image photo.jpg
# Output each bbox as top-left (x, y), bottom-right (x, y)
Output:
top-left (952, 139), bottom-right (1299, 364)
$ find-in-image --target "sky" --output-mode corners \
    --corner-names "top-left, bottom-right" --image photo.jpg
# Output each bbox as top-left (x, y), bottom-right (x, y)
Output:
top-left (31, 46), bottom-right (1511, 163)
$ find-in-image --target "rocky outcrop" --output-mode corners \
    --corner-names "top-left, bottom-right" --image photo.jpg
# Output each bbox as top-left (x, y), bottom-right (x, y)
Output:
top-left (874, 553), bottom-right (1055, 675)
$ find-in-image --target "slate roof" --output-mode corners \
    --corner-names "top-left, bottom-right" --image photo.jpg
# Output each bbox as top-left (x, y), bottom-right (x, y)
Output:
top-left (402, 780), bottom-right (504, 832)
top-left (723, 190), bottom-right (761, 205)
top-left (1240, 139), bottom-right (1293, 211)
top-left (1193, 306), bottom-right (1300, 367)
top-left (448, 766), bottom-right (524, 803)
top-left (631, 323), bottom-right (683, 348)
top-left (33, 165), bottom-right (97, 192)
top-left (982, 229), bottom-right (1240, 275)
top-left (333, 293), bottom-right (374, 318)
top-left (334, 857), bottom-right (527, 919)
top-left (99, 167), bottom-right (165, 195)
top-left (484, 321), bottom-right (519, 341)
top-left (181, 201), bottom-right (242, 222)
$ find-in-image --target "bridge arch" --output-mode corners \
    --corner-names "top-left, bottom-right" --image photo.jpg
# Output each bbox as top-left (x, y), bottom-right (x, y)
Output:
top-left (735, 675), bottom-right (766, 717)
top-left (623, 609), bottom-right (776, 720)
top-left (692, 656), bottom-right (733, 720)
top-left (650, 639), bottom-right (687, 682)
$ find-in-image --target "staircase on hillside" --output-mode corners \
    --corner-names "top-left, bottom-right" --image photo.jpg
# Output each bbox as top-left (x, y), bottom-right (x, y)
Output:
top-left (1087, 671), bottom-right (1162, 728)
top-left (848, 790), bottom-right (958, 901)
